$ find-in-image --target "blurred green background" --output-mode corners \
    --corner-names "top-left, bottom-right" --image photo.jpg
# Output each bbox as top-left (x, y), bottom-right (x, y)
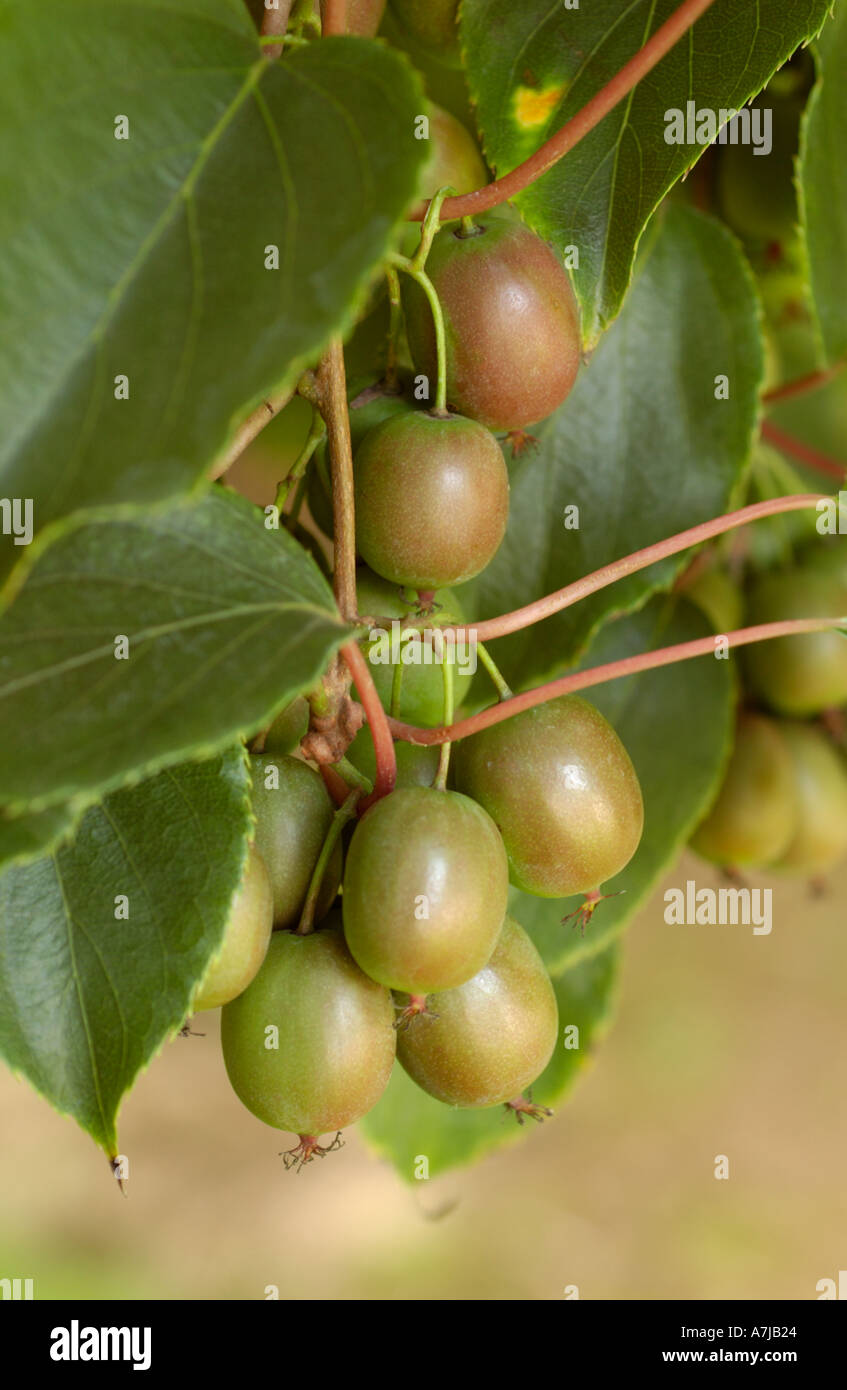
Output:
top-left (2, 849), bottom-right (844, 1300)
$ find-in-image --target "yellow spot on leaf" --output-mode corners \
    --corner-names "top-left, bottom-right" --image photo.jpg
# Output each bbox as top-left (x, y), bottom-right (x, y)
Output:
top-left (514, 83), bottom-right (567, 129)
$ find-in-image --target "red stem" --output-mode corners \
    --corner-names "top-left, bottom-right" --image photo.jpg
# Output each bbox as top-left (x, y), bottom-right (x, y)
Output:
top-left (409, 0), bottom-right (718, 222)
top-left (389, 618), bottom-right (846, 746)
top-left (763, 361), bottom-right (845, 405)
top-left (760, 422), bottom-right (846, 482)
top-left (342, 641), bottom-right (396, 803)
top-left (437, 494), bottom-right (826, 644)
top-left (321, 0), bottom-right (348, 35)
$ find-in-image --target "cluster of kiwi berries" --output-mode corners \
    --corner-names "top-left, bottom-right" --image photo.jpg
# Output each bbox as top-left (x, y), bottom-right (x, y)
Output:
top-left (686, 539), bottom-right (847, 879)
top-left (191, 24), bottom-right (648, 1168)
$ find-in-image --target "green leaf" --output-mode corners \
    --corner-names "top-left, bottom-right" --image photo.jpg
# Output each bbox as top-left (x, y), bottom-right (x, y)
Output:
top-left (462, 205), bottom-right (761, 686)
top-left (0, 2), bottom-right (426, 581)
top-left (0, 489), bottom-right (348, 814)
top-left (513, 597), bottom-right (735, 975)
top-left (461, 0), bottom-right (829, 344)
top-left (0, 801), bottom-right (79, 876)
top-left (359, 943), bottom-right (619, 1181)
top-left (0, 747), bottom-right (252, 1153)
top-left (800, 4), bottom-right (847, 363)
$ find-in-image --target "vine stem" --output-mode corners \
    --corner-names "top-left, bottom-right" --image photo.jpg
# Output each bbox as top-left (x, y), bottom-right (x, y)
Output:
top-left (762, 360), bottom-right (845, 405)
top-left (760, 422), bottom-right (845, 482)
top-left (321, 0), bottom-right (348, 35)
top-left (260, 1), bottom-right (294, 55)
top-left (211, 387), bottom-right (293, 477)
top-left (317, 340), bottom-right (358, 620)
top-left (439, 494), bottom-right (828, 644)
top-left (342, 641), bottom-right (397, 803)
top-left (388, 617), bottom-right (847, 747)
top-left (408, 0), bottom-right (718, 222)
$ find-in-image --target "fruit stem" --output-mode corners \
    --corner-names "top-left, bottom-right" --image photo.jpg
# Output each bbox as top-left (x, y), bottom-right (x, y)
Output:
top-left (316, 340), bottom-right (358, 621)
top-left (407, 0), bottom-right (718, 222)
top-left (433, 645), bottom-right (454, 790)
top-left (387, 253), bottom-right (449, 416)
top-left (296, 790), bottom-right (359, 935)
top-left (439, 494), bottom-right (829, 644)
top-left (274, 409), bottom-right (326, 512)
top-left (476, 641), bottom-right (513, 700)
top-left (332, 756), bottom-right (374, 795)
top-left (760, 422), bottom-right (845, 482)
top-left (387, 616), bottom-right (847, 746)
top-left (411, 186), bottom-right (452, 271)
top-left (762, 359), bottom-right (845, 406)
top-left (383, 265), bottom-right (403, 392)
top-left (389, 653), bottom-right (405, 719)
top-left (342, 640), bottom-right (397, 802)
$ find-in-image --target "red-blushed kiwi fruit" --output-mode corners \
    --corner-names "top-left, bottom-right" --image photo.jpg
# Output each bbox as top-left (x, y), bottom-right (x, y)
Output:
top-left (342, 786), bottom-right (509, 993)
top-left (250, 754), bottom-right (342, 928)
top-left (453, 695), bottom-right (644, 898)
top-left (403, 213), bottom-right (581, 431)
top-left (307, 375), bottom-right (415, 539)
top-left (354, 566), bottom-right (476, 725)
top-left (743, 566), bottom-right (847, 715)
top-left (771, 721), bottom-right (847, 874)
top-left (690, 713), bottom-right (796, 868)
top-left (192, 845), bottom-right (274, 1012)
top-left (395, 916), bottom-right (558, 1107)
top-left (221, 915), bottom-right (395, 1148)
top-left (354, 410), bottom-right (509, 589)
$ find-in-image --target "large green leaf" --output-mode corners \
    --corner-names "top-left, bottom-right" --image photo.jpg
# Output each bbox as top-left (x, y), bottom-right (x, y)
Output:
top-left (0, 747), bottom-right (252, 1153)
top-left (462, 204), bottom-right (760, 686)
top-left (800, 4), bottom-right (847, 363)
top-left (0, 2), bottom-right (426, 581)
top-left (512, 597), bottom-right (735, 976)
top-left (0, 489), bottom-right (348, 815)
top-left (359, 943), bottom-right (619, 1181)
top-left (0, 802), bottom-right (79, 877)
top-left (461, 0), bottom-right (830, 344)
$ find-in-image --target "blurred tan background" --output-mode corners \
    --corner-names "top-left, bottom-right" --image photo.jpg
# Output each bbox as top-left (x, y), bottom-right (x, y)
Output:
top-left (2, 849), bottom-right (844, 1301)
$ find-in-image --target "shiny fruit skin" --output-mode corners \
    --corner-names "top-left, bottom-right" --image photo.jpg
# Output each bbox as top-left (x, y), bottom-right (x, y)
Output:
top-left (354, 411), bottom-right (509, 589)
top-left (690, 713), bottom-right (796, 868)
top-left (262, 698), bottom-right (309, 756)
top-left (403, 214), bottom-right (581, 431)
top-left (355, 566), bottom-right (476, 725)
top-left (772, 722), bottom-right (847, 874)
top-left (453, 695), bottom-right (644, 897)
top-left (192, 845), bottom-right (274, 1012)
top-left (743, 568), bottom-right (847, 715)
top-left (419, 103), bottom-right (487, 200)
top-left (342, 787), bottom-right (509, 993)
top-left (221, 918), bottom-right (395, 1135)
top-left (390, 0), bottom-right (458, 57)
top-left (250, 755), bottom-right (342, 928)
top-left (396, 917), bottom-right (558, 1107)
